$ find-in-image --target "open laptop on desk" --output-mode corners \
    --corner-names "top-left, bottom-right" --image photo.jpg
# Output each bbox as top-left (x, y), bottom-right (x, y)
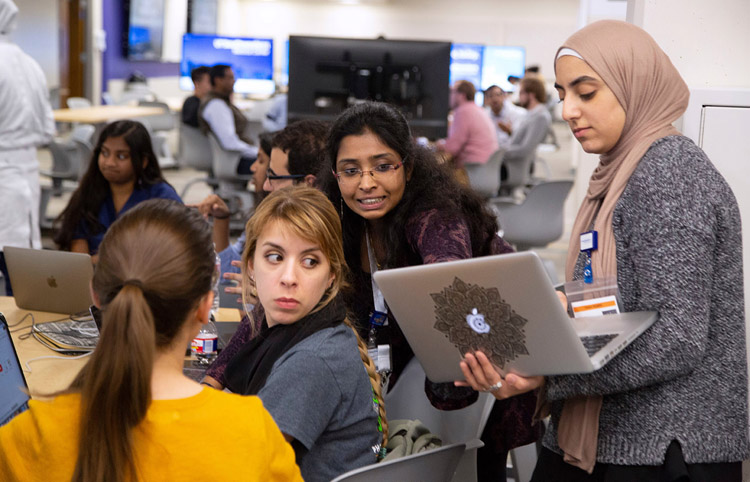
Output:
top-left (4, 246), bottom-right (93, 315)
top-left (0, 313), bottom-right (30, 426)
top-left (373, 251), bottom-right (657, 382)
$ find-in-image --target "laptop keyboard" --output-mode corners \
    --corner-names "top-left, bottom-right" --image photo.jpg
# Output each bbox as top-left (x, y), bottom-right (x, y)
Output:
top-left (579, 334), bottom-right (618, 357)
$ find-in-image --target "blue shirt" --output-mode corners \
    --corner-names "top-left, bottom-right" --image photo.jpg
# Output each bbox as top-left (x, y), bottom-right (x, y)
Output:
top-left (74, 182), bottom-right (182, 254)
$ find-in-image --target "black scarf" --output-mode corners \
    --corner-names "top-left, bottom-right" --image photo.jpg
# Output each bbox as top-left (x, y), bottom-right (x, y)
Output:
top-left (224, 296), bottom-right (347, 396)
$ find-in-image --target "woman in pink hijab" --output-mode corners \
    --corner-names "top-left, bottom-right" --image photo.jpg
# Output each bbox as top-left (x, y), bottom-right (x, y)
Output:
top-left (458, 20), bottom-right (749, 481)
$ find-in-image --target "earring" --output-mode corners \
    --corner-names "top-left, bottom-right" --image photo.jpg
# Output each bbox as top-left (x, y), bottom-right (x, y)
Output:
top-left (339, 198), bottom-right (344, 219)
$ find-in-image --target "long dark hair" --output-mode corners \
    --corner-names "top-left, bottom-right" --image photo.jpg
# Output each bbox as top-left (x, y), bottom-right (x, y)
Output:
top-left (319, 101), bottom-right (498, 271)
top-left (54, 120), bottom-right (168, 250)
top-left (67, 199), bottom-right (215, 482)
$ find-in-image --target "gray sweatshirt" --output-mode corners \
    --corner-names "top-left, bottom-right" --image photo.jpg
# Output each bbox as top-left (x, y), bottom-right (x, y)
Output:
top-left (544, 135), bottom-right (750, 465)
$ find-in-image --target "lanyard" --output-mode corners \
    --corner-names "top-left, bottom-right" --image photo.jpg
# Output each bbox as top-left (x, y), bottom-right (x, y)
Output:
top-left (366, 229), bottom-right (388, 316)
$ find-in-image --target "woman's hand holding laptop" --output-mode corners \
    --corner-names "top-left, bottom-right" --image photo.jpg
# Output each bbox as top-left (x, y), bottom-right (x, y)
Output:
top-left (455, 291), bottom-right (566, 399)
top-left (455, 351), bottom-right (544, 400)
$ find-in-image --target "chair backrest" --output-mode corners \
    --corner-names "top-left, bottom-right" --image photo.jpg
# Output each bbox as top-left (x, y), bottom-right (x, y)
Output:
top-left (208, 132), bottom-right (243, 181)
top-left (465, 149), bottom-right (504, 198)
top-left (138, 100), bottom-right (175, 131)
top-left (330, 442), bottom-right (466, 482)
top-left (492, 180), bottom-right (574, 250)
top-left (46, 140), bottom-right (78, 180)
top-left (178, 124), bottom-right (213, 172)
top-left (384, 357), bottom-right (495, 445)
top-left (66, 97), bottom-right (92, 109)
top-left (70, 124), bottom-right (95, 147)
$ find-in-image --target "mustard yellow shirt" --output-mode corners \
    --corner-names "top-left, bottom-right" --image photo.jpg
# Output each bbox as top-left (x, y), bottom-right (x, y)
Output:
top-left (0, 388), bottom-right (302, 482)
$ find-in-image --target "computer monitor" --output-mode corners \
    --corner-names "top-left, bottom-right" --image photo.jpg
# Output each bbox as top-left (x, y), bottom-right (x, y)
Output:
top-left (125, 0), bottom-right (165, 61)
top-left (481, 45), bottom-right (525, 93)
top-left (180, 34), bottom-right (275, 96)
top-left (450, 43), bottom-right (485, 106)
top-left (288, 36), bottom-right (451, 139)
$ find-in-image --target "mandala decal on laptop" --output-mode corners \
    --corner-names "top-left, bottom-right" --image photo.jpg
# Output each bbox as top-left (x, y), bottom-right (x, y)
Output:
top-left (431, 277), bottom-right (529, 369)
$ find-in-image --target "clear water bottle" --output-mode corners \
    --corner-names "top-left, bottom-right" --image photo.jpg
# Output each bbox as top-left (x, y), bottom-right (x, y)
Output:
top-left (191, 321), bottom-right (218, 365)
top-left (367, 325), bottom-right (378, 367)
top-left (190, 248), bottom-right (222, 365)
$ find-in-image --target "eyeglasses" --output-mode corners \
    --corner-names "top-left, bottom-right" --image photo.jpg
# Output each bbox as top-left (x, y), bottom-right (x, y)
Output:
top-left (333, 161), bottom-right (404, 185)
top-left (266, 167), bottom-right (306, 182)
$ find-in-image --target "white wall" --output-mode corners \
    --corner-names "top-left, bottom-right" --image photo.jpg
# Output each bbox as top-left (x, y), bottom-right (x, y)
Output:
top-left (12, 0), bottom-right (59, 88)
top-left (629, 0), bottom-right (750, 90)
top-left (217, 0), bottom-right (580, 82)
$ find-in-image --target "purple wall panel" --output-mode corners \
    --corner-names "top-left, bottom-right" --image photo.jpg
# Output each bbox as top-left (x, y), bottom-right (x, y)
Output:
top-left (102, 0), bottom-right (179, 90)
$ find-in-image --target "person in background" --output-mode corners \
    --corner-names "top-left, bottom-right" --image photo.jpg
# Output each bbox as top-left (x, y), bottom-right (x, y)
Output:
top-left (262, 91), bottom-right (288, 133)
top-left (484, 84), bottom-right (526, 149)
top-left (0, 200), bottom-right (302, 481)
top-left (500, 76), bottom-right (551, 186)
top-left (220, 187), bottom-right (385, 482)
top-left (0, 0), bottom-right (55, 295)
top-left (199, 64), bottom-right (258, 175)
top-left (320, 102), bottom-right (539, 481)
top-left (460, 20), bottom-right (749, 481)
top-left (437, 80), bottom-right (499, 170)
top-left (195, 120), bottom-right (328, 306)
top-left (181, 66), bottom-right (211, 128)
top-left (55, 120), bottom-right (181, 259)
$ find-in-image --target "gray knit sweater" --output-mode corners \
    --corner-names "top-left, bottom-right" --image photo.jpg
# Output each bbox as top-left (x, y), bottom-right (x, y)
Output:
top-left (543, 135), bottom-right (750, 465)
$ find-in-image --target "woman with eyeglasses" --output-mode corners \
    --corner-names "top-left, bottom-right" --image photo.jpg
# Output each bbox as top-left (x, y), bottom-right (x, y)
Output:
top-left (318, 101), bottom-right (540, 481)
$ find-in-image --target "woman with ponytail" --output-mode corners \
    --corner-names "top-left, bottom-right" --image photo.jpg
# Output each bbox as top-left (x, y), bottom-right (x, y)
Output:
top-left (220, 186), bottom-right (385, 482)
top-left (0, 199), bottom-right (302, 482)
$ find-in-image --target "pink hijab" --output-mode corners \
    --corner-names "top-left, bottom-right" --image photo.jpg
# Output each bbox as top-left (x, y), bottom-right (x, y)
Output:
top-left (555, 20), bottom-right (689, 473)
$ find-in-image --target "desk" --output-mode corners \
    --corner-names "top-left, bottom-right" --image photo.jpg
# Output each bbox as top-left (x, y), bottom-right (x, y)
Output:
top-left (0, 296), bottom-right (240, 395)
top-left (53, 105), bottom-right (165, 124)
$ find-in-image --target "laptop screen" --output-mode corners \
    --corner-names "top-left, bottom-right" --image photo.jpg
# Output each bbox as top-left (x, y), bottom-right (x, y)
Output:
top-left (0, 314), bottom-right (30, 426)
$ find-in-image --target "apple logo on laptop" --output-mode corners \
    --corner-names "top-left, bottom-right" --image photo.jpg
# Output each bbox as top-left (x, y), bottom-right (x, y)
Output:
top-left (47, 276), bottom-right (58, 288)
top-left (466, 308), bottom-right (490, 334)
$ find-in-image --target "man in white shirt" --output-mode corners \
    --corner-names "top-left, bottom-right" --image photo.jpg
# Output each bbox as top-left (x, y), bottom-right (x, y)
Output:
top-left (199, 64), bottom-right (258, 174)
top-left (0, 0), bottom-right (55, 295)
top-left (484, 85), bottom-right (526, 149)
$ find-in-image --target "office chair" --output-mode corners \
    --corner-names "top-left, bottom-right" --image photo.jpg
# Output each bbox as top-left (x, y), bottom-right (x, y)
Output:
top-left (490, 180), bottom-right (573, 251)
top-left (178, 124), bottom-right (218, 199)
top-left (330, 442), bottom-right (466, 482)
top-left (66, 97), bottom-right (91, 109)
top-left (465, 148), bottom-right (504, 198)
top-left (208, 133), bottom-right (255, 215)
top-left (384, 357), bottom-right (495, 482)
top-left (138, 103), bottom-right (177, 169)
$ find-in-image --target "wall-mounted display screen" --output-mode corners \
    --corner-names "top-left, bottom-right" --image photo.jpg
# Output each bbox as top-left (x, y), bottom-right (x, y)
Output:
top-left (288, 36), bottom-right (451, 139)
top-left (449, 43), bottom-right (525, 102)
top-left (180, 34), bottom-right (275, 95)
top-left (449, 43), bottom-right (483, 88)
top-left (126, 0), bottom-right (165, 61)
top-left (481, 45), bottom-right (525, 92)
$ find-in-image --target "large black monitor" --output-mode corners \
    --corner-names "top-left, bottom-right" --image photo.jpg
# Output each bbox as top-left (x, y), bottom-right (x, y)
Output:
top-left (288, 36), bottom-right (451, 139)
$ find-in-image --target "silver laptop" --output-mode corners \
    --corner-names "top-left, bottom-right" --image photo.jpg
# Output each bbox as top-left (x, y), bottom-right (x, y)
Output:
top-left (373, 251), bottom-right (657, 382)
top-left (4, 246), bottom-right (93, 315)
top-left (0, 313), bottom-right (30, 426)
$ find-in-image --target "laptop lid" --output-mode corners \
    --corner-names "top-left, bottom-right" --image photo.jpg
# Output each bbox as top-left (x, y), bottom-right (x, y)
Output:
top-left (373, 252), bottom-right (656, 382)
top-left (4, 247), bottom-right (93, 315)
top-left (0, 313), bottom-right (30, 426)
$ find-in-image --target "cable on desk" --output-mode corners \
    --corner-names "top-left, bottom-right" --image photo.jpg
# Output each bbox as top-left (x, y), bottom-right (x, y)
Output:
top-left (24, 352), bottom-right (93, 374)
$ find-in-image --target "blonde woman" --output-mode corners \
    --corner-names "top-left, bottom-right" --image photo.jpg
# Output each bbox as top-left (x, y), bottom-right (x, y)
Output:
top-left (0, 200), bottom-right (301, 481)
top-left (221, 186), bottom-right (387, 482)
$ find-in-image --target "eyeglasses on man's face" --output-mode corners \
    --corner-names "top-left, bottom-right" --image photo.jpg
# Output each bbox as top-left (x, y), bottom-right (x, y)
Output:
top-left (333, 161), bottom-right (404, 185)
top-left (266, 167), bottom-right (306, 181)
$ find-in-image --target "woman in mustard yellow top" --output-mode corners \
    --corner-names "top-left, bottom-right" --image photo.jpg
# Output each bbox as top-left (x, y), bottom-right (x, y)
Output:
top-left (0, 200), bottom-right (301, 482)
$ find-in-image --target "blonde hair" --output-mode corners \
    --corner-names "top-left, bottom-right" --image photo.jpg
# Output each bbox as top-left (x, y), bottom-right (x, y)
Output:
top-left (241, 186), bottom-right (388, 447)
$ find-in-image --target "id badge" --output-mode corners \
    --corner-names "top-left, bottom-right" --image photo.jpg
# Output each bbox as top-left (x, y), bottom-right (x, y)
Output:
top-left (369, 310), bottom-right (388, 327)
top-left (580, 230), bottom-right (598, 252)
